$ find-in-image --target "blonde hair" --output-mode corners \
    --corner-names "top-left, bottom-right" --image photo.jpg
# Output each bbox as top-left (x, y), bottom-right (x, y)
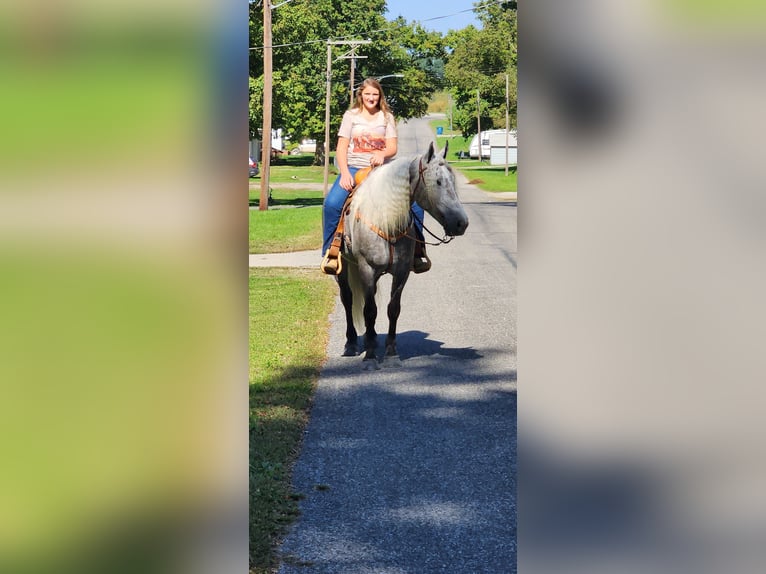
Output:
top-left (352, 78), bottom-right (393, 116)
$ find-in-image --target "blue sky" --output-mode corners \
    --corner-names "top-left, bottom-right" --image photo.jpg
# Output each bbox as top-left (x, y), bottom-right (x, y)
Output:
top-left (384, 0), bottom-right (481, 35)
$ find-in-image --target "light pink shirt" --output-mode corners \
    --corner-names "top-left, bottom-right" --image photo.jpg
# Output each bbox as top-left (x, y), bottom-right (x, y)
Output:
top-left (338, 109), bottom-right (397, 168)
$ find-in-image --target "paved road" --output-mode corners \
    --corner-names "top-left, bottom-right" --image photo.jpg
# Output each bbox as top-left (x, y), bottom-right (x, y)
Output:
top-left (276, 117), bottom-right (517, 573)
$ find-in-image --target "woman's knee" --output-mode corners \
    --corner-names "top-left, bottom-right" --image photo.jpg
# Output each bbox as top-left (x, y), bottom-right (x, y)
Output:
top-left (324, 182), bottom-right (349, 212)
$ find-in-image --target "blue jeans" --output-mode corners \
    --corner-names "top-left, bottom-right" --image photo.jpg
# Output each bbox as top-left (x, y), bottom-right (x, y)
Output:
top-left (322, 169), bottom-right (425, 253)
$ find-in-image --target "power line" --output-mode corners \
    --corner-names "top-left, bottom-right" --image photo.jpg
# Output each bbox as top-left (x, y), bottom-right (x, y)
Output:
top-left (248, 0), bottom-right (508, 51)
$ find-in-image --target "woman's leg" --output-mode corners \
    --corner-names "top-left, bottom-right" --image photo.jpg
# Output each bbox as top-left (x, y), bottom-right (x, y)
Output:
top-left (411, 201), bottom-right (425, 241)
top-left (322, 170), bottom-right (357, 254)
top-left (411, 201), bottom-right (431, 273)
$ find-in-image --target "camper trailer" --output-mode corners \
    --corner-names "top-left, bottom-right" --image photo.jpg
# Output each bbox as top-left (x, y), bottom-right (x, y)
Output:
top-left (469, 129), bottom-right (511, 159)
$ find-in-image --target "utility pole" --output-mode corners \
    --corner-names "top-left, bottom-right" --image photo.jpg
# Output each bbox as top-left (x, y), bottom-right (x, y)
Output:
top-left (323, 39), bottom-right (371, 195)
top-left (323, 41), bottom-right (332, 196)
top-left (344, 41), bottom-right (369, 105)
top-left (476, 89), bottom-right (481, 160)
top-left (260, 0), bottom-right (272, 211)
top-left (505, 73), bottom-right (510, 176)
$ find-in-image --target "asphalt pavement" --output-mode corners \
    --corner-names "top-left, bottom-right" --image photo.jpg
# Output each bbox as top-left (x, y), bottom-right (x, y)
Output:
top-left (269, 117), bottom-right (517, 573)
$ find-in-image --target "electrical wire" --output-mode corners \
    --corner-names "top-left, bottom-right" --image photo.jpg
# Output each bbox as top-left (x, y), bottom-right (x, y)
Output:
top-left (249, 0), bottom-right (508, 50)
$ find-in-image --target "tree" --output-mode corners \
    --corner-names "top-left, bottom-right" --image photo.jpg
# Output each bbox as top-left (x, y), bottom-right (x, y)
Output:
top-left (444, 1), bottom-right (517, 137)
top-left (249, 1), bottom-right (448, 165)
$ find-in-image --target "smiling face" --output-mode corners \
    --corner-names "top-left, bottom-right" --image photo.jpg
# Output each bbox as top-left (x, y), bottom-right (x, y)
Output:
top-left (361, 87), bottom-right (380, 113)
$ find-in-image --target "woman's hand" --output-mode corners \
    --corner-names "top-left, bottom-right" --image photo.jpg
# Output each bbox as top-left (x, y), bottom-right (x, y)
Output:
top-left (370, 150), bottom-right (386, 167)
top-left (339, 171), bottom-right (355, 191)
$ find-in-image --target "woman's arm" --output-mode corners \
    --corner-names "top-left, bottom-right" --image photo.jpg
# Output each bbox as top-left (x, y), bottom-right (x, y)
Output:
top-left (371, 137), bottom-right (397, 167)
top-left (336, 137), bottom-right (354, 191)
top-left (371, 112), bottom-right (398, 166)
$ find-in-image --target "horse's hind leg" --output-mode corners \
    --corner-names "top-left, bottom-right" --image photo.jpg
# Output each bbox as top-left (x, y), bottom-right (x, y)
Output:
top-left (337, 274), bottom-right (358, 356)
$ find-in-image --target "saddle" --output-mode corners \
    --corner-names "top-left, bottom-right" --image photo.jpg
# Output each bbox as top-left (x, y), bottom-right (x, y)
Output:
top-left (320, 167), bottom-right (373, 275)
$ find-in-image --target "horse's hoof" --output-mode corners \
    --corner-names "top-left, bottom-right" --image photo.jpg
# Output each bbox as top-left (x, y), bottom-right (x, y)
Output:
top-left (382, 355), bottom-right (403, 368)
top-left (342, 344), bottom-right (357, 357)
top-left (362, 358), bottom-right (380, 371)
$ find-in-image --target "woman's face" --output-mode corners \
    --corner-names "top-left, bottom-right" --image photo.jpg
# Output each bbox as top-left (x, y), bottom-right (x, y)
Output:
top-left (361, 87), bottom-right (380, 112)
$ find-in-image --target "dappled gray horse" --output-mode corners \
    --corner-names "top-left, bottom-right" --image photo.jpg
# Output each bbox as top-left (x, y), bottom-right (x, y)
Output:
top-left (337, 142), bottom-right (468, 367)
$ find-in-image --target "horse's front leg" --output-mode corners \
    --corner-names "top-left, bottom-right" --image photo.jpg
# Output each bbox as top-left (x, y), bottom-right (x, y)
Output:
top-left (358, 264), bottom-right (379, 364)
top-left (383, 259), bottom-right (411, 364)
top-left (336, 272), bottom-right (357, 356)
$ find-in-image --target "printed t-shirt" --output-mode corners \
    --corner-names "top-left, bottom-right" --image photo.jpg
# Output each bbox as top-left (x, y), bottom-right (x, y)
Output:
top-left (338, 109), bottom-right (397, 169)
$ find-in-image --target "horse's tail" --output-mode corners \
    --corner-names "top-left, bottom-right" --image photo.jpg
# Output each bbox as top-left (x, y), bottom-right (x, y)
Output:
top-left (345, 255), bottom-right (384, 334)
top-left (345, 257), bottom-right (366, 333)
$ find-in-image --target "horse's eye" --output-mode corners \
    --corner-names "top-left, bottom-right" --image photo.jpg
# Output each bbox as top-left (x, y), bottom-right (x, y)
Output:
top-left (437, 179), bottom-right (442, 186)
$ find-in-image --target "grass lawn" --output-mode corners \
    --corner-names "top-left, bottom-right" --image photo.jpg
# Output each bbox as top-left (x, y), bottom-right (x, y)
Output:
top-left (249, 206), bottom-right (322, 254)
top-left (252, 154), bottom-right (333, 184)
top-left (249, 157), bottom-right (333, 209)
top-left (454, 164), bottom-right (517, 193)
top-left (248, 158), bottom-right (328, 253)
top-left (249, 268), bottom-right (337, 573)
top-left (254, 166), bottom-right (327, 185)
top-left (249, 186), bottom-right (324, 209)
top-left (429, 118), bottom-right (472, 162)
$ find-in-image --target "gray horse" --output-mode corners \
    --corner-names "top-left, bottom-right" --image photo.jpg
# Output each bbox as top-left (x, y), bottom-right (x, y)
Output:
top-left (337, 142), bottom-right (469, 367)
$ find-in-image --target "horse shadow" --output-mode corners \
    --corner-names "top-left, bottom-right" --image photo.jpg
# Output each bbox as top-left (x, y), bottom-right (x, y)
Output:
top-left (364, 330), bottom-right (483, 361)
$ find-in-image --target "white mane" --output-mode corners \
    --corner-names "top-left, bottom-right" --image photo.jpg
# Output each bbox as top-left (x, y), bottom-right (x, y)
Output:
top-left (351, 156), bottom-right (415, 238)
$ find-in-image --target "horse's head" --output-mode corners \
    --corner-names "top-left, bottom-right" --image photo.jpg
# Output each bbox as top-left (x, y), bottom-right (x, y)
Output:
top-left (412, 141), bottom-right (469, 237)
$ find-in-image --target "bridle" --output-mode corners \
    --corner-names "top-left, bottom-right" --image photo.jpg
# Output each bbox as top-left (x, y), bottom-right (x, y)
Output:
top-left (408, 158), bottom-right (455, 246)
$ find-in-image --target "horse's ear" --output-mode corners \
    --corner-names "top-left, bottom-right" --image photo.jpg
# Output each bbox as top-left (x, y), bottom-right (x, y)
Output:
top-left (443, 140), bottom-right (449, 159)
top-left (426, 141), bottom-right (435, 163)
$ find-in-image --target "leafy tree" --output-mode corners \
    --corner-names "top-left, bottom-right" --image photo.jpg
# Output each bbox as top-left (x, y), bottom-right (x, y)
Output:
top-left (444, 1), bottom-right (517, 137)
top-left (249, 1), bottom-right (447, 165)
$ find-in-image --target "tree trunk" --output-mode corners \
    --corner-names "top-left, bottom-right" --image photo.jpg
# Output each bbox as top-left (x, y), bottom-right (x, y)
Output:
top-left (313, 138), bottom-right (326, 167)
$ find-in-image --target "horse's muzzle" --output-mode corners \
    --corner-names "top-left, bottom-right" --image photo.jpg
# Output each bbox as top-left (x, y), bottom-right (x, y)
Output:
top-left (447, 217), bottom-right (469, 237)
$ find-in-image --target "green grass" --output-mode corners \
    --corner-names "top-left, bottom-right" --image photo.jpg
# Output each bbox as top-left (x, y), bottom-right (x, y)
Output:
top-left (249, 206), bottom-right (322, 254)
top-left (248, 160), bottom-right (331, 253)
top-left (252, 164), bottom-right (328, 184)
top-left (249, 186), bottom-right (324, 209)
top-left (249, 268), bottom-right (337, 573)
top-left (457, 165), bottom-right (517, 193)
top-left (248, 160), bottom-right (333, 208)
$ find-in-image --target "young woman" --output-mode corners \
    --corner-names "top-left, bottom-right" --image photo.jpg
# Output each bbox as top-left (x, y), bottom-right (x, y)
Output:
top-left (321, 78), bottom-right (429, 274)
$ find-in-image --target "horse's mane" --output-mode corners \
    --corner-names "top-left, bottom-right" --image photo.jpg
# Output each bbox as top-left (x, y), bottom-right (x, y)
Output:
top-left (351, 156), bottom-right (415, 238)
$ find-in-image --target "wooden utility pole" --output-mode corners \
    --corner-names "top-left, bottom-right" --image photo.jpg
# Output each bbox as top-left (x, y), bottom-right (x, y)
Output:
top-left (346, 42), bottom-right (369, 105)
top-left (476, 89), bottom-right (481, 160)
top-left (505, 73), bottom-right (510, 176)
top-left (323, 41), bottom-right (332, 196)
top-left (322, 39), bottom-right (371, 196)
top-left (260, 0), bottom-right (273, 211)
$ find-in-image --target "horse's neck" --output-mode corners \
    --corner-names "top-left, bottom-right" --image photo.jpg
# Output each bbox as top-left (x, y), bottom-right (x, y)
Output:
top-left (352, 158), bottom-right (413, 235)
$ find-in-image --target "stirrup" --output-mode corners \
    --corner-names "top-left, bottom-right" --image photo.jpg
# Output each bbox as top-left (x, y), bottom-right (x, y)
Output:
top-left (321, 251), bottom-right (342, 275)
